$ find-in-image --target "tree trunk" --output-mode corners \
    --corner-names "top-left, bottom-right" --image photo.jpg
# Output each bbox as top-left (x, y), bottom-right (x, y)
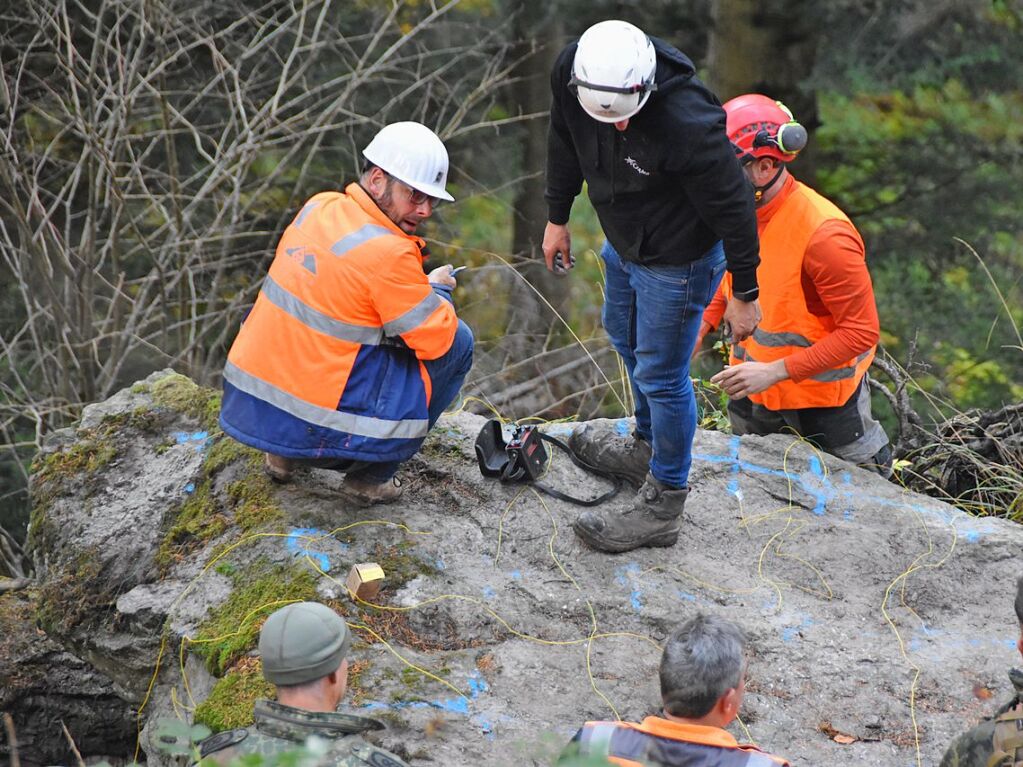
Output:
top-left (707, 0), bottom-right (821, 182)
top-left (506, 4), bottom-right (568, 363)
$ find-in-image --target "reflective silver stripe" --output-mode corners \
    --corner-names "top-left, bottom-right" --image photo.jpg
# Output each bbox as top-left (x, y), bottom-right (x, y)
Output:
top-left (261, 276), bottom-right (383, 345)
top-left (382, 292), bottom-right (443, 337)
top-left (752, 327), bottom-right (812, 348)
top-left (330, 224), bottom-right (394, 256)
top-left (810, 349), bottom-right (871, 383)
top-left (735, 342), bottom-right (867, 383)
top-left (294, 201), bottom-right (319, 227)
top-left (580, 723), bottom-right (617, 758)
top-left (744, 753), bottom-right (785, 767)
top-left (224, 361), bottom-right (428, 440)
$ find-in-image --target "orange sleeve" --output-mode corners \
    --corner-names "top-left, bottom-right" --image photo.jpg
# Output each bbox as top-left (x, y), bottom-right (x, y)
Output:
top-left (785, 220), bottom-right (880, 382)
top-left (370, 243), bottom-right (458, 361)
top-left (702, 278), bottom-right (729, 330)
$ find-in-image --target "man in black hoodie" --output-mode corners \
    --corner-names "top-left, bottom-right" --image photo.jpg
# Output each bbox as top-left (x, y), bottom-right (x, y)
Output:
top-left (542, 20), bottom-right (762, 553)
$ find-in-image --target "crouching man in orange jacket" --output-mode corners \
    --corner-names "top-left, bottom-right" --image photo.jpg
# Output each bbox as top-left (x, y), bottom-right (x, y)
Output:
top-left (219, 122), bottom-right (474, 506)
top-left (699, 95), bottom-right (892, 476)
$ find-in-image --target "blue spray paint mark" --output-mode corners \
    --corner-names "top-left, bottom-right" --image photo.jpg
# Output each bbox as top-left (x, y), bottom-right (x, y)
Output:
top-left (510, 570), bottom-right (522, 580)
top-left (615, 563), bottom-right (643, 611)
top-left (435, 558), bottom-right (446, 570)
top-left (614, 419), bottom-right (631, 436)
top-left (285, 527), bottom-right (334, 572)
top-left (482, 586), bottom-right (496, 600)
top-left (363, 671), bottom-right (489, 716)
top-left (677, 591), bottom-right (697, 602)
top-left (781, 614), bottom-right (815, 642)
top-left (964, 531), bottom-right (980, 543)
top-left (843, 509), bottom-right (853, 520)
top-left (173, 431), bottom-right (209, 453)
top-left (184, 482), bottom-right (195, 494)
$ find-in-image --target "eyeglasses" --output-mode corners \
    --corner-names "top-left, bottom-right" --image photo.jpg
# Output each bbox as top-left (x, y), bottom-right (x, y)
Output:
top-left (406, 186), bottom-right (439, 208)
top-left (385, 173), bottom-right (438, 208)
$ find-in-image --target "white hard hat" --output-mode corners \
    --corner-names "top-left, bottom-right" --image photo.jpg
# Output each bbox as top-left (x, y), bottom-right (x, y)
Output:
top-left (570, 20), bottom-right (657, 124)
top-left (362, 121), bottom-right (454, 202)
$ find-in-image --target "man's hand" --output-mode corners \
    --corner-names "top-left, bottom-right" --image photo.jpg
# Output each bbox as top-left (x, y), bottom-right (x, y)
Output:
top-left (711, 360), bottom-right (789, 399)
top-left (542, 222), bottom-right (572, 274)
top-left (722, 298), bottom-right (762, 343)
top-left (427, 264), bottom-right (456, 288)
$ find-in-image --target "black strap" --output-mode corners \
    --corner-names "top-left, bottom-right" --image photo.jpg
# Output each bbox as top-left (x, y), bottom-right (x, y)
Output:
top-left (530, 432), bottom-right (623, 507)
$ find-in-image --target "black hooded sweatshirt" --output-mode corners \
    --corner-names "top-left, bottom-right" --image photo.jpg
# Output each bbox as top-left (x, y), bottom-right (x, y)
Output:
top-left (545, 37), bottom-right (760, 294)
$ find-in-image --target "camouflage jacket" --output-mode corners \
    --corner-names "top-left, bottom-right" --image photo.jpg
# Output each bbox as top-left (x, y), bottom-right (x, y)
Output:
top-left (198, 699), bottom-right (409, 767)
top-left (940, 668), bottom-right (1023, 767)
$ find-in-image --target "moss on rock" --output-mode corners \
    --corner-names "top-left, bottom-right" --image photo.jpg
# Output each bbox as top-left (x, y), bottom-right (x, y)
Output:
top-left (150, 373), bottom-right (221, 431)
top-left (35, 548), bottom-right (108, 634)
top-left (156, 436), bottom-right (283, 572)
top-left (191, 562), bottom-right (318, 676)
top-left (192, 658), bottom-right (275, 733)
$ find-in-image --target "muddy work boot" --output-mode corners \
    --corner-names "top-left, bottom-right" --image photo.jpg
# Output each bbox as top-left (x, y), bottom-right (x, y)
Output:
top-left (568, 423), bottom-right (652, 488)
top-left (340, 474), bottom-right (404, 507)
top-left (573, 474), bottom-right (688, 553)
top-left (264, 453), bottom-right (294, 484)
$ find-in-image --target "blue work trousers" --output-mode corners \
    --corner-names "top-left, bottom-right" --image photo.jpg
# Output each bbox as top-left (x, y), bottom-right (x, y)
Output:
top-left (600, 240), bottom-right (726, 489)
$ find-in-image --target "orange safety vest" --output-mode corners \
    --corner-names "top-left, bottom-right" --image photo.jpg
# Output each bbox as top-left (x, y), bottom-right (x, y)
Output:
top-left (570, 717), bottom-right (789, 767)
top-left (720, 180), bottom-right (874, 410)
top-left (219, 183), bottom-right (458, 462)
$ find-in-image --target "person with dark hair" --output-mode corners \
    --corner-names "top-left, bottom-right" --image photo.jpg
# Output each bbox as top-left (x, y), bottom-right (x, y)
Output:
top-left (197, 602), bottom-right (408, 766)
top-left (558, 613), bottom-right (789, 766)
top-left (940, 576), bottom-right (1023, 766)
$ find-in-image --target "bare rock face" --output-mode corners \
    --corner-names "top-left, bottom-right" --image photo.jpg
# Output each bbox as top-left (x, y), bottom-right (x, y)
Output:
top-left (11, 371), bottom-right (1023, 766)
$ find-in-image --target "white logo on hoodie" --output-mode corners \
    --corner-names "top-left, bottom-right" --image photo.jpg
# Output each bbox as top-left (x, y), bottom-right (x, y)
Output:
top-left (624, 156), bottom-right (650, 176)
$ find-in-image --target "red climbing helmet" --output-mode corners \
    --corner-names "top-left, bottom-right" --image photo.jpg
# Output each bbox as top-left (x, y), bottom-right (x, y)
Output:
top-left (723, 94), bottom-right (808, 164)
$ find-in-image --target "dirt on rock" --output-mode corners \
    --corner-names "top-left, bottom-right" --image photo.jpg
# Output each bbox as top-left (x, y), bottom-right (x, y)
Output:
top-left (9, 372), bottom-right (1023, 767)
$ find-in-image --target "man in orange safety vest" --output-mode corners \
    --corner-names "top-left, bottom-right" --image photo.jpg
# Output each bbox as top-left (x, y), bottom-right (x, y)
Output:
top-left (219, 122), bottom-right (474, 506)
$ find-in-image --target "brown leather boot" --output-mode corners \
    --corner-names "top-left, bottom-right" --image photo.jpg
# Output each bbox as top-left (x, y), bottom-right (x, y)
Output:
top-left (263, 453), bottom-right (293, 484)
top-left (340, 474), bottom-right (404, 507)
top-left (573, 473), bottom-right (687, 553)
top-left (568, 423), bottom-right (652, 488)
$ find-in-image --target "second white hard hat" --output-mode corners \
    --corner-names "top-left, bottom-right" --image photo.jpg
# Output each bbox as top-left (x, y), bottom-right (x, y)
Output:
top-left (362, 121), bottom-right (454, 202)
top-left (570, 20), bottom-right (657, 124)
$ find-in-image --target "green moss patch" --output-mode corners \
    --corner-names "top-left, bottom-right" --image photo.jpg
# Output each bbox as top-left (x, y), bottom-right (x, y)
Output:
top-left (373, 539), bottom-right (439, 591)
top-left (150, 373), bottom-right (221, 431)
top-left (156, 437), bottom-right (282, 572)
top-left (192, 658), bottom-right (274, 732)
top-left (191, 562), bottom-right (318, 676)
top-left (34, 549), bottom-right (108, 634)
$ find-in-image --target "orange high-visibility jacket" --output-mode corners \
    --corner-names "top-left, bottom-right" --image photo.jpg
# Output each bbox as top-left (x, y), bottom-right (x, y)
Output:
top-left (719, 180), bottom-right (874, 410)
top-left (219, 183), bottom-right (458, 462)
top-left (567, 718), bottom-right (790, 767)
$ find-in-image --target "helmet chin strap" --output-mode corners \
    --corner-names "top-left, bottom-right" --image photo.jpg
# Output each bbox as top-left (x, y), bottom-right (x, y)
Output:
top-left (754, 165), bottom-right (786, 203)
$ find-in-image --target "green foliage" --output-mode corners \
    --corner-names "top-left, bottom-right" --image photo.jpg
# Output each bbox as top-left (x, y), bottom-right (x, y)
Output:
top-left (192, 563), bottom-right (318, 676)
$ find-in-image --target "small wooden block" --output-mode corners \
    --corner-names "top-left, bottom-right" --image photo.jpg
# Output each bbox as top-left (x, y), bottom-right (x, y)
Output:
top-left (346, 562), bottom-right (385, 601)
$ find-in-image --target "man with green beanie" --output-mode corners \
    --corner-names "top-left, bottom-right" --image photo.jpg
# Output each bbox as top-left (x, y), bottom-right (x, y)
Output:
top-left (197, 601), bottom-right (409, 766)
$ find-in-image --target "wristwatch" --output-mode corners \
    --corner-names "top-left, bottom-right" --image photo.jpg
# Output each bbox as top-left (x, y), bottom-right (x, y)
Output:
top-left (733, 287), bottom-right (760, 302)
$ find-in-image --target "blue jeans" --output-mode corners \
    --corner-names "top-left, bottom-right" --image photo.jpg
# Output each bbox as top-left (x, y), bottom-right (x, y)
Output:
top-left (340, 319), bottom-right (475, 482)
top-left (601, 240), bottom-right (726, 488)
